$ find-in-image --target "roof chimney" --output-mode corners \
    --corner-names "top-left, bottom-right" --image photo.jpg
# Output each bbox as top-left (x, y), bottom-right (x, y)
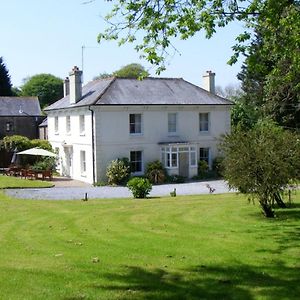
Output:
top-left (202, 70), bottom-right (216, 94)
top-left (69, 66), bottom-right (82, 104)
top-left (63, 77), bottom-right (70, 97)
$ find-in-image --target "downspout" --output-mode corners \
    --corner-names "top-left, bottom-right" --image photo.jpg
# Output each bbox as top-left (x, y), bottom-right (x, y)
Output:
top-left (88, 105), bottom-right (96, 185)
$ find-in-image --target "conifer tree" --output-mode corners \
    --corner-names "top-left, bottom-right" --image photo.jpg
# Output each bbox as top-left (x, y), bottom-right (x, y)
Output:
top-left (0, 57), bottom-right (12, 96)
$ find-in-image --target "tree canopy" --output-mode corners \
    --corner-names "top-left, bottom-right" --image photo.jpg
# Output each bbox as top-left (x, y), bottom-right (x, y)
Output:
top-left (21, 74), bottom-right (63, 108)
top-left (94, 63), bottom-right (149, 79)
top-left (99, 0), bottom-right (296, 73)
top-left (220, 120), bottom-right (300, 217)
top-left (114, 63), bottom-right (149, 78)
top-left (238, 1), bottom-right (300, 130)
top-left (0, 57), bottom-right (12, 96)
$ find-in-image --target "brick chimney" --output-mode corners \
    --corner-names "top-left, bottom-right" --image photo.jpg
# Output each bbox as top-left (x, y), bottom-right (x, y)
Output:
top-left (69, 66), bottom-right (82, 104)
top-left (63, 77), bottom-right (70, 97)
top-left (202, 70), bottom-right (216, 94)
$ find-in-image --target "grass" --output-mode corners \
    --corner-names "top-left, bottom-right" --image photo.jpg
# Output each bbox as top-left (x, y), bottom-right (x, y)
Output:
top-left (0, 190), bottom-right (299, 300)
top-left (0, 174), bottom-right (54, 189)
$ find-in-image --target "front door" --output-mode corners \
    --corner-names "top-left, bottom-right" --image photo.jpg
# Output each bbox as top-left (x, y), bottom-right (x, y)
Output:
top-left (179, 152), bottom-right (189, 178)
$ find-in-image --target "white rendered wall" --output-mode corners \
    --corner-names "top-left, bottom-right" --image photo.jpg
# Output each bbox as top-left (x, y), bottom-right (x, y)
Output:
top-left (47, 108), bottom-right (94, 183)
top-left (93, 105), bottom-right (231, 181)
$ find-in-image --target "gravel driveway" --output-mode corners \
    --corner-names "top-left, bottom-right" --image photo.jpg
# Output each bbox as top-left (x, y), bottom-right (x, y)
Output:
top-left (5, 180), bottom-right (233, 200)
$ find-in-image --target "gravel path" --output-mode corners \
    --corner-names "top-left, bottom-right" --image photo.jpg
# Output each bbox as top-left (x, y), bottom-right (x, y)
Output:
top-left (5, 180), bottom-right (234, 200)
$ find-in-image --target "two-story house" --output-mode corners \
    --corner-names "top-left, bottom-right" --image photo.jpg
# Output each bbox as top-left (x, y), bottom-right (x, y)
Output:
top-left (45, 67), bottom-right (232, 184)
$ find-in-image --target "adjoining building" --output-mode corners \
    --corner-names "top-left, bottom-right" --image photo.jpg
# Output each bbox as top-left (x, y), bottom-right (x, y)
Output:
top-left (0, 96), bottom-right (44, 167)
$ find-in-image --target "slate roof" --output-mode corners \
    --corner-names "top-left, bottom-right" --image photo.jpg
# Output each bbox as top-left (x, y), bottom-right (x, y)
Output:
top-left (38, 117), bottom-right (48, 127)
top-left (0, 97), bottom-right (42, 116)
top-left (44, 77), bottom-right (232, 111)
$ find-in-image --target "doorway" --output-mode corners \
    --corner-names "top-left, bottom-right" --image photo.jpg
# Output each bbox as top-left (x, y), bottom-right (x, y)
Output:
top-left (179, 152), bottom-right (189, 177)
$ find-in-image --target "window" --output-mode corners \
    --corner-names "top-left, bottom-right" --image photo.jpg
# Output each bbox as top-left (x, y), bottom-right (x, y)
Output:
top-left (168, 113), bottom-right (177, 134)
top-left (199, 113), bottom-right (209, 132)
top-left (190, 147), bottom-right (197, 167)
top-left (199, 147), bottom-right (210, 164)
top-left (162, 147), bottom-right (178, 168)
top-left (130, 151), bottom-right (143, 173)
top-left (6, 122), bottom-right (13, 132)
top-left (66, 116), bottom-right (71, 134)
top-left (129, 114), bottom-right (142, 134)
top-left (54, 116), bottom-right (59, 133)
top-left (162, 146), bottom-right (196, 169)
top-left (79, 115), bottom-right (85, 135)
top-left (80, 150), bottom-right (86, 174)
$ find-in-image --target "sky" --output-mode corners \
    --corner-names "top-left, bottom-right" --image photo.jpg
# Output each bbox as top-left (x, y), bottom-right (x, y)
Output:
top-left (1, 0), bottom-right (247, 89)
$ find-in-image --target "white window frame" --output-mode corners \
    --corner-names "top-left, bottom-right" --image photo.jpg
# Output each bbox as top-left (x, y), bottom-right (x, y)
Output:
top-left (66, 116), bottom-right (71, 134)
top-left (80, 150), bottom-right (86, 175)
top-left (161, 146), bottom-right (197, 169)
top-left (54, 116), bottom-right (59, 134)
top-left (129, 113), bottom-right (143, 135)
top-left (79, 115), bottom-right (85, 135)
top-left (130, 150), bottom-right (143, 174)
top-left (168, 113), bottom-right (177, 135)
top-left (199, 112), bottom-right (210, 133)
top-left (190, 147), bottom-right (197, 167)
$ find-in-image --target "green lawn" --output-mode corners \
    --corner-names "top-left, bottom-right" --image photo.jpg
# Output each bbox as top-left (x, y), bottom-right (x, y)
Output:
top-left (0, 190), bottom-right (299, 300)
top-left (0, 174), bottom-right (54, 189)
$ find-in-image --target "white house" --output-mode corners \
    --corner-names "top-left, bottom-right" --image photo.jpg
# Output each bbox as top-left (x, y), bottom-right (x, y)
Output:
top-left (45, 67), bottom-right (232, 184)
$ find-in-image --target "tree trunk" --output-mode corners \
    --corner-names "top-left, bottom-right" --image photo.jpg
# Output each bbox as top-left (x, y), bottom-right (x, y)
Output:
top-left (273, 192), bottom-right (287, 208)
top-left (260, 202), bottom-right (275, 218)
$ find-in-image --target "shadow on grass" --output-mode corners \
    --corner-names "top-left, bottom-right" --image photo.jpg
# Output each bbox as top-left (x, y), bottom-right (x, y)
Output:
top-left (96, 262), bottom-right (300, 300)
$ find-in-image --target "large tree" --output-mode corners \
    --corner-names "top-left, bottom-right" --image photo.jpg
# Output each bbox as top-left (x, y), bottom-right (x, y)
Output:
top-left (99, 0), bottom-right (281, 73)
top-left (21, 74), bottom-right (63, 108)
top-left (220, 121), bottom-right (300, 217)
top-left (99, 1), bottom-right (300, 129)
top-left (216, 85), bottom-right (259, 130)
top-left (238, 1), bottom-right (300, 130)
top-left (0, 57), bottom-right (12, 96)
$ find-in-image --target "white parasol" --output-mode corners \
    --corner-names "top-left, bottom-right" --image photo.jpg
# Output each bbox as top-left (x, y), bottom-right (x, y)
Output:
top-left (17, 147), bottom-right (56, 157)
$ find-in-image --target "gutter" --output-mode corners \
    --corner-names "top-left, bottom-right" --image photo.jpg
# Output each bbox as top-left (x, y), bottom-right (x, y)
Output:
top-left (88, 105), bottom-right (96, 185)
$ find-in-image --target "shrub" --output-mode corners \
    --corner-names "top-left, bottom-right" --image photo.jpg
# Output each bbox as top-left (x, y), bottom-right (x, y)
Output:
top-left (2, 135), bottom-right (52, 151)
top-left (106, 158), bottom-right (130, 185)
top-left (94, 181), bottom-right (107, 187)
top-left (212, 156), bottom-right (224, 177)
top-left (30, 139), bottom-right (53, 151)
top-left (198, 160), bottom-right (209, 178)
top-left (167, 175), bottom-right (185, 183)
top-left (146, 160), bottom-right (167, 184)
top-left (127, 177), bottom-right (152, 198)
top-left (3, 135), bottom-right (31, 151)
top-left (31, 157), bottom-right (56, 171)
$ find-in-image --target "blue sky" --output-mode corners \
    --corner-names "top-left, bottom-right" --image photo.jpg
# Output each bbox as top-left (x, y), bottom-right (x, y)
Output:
top-left (1, 0), bottom-right (246, 89)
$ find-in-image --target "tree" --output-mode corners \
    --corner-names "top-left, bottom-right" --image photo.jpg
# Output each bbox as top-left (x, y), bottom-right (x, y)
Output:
top-left (220, 120), bottom-right (300, 217)
top-left (94, 63), bottom-right (149, 80)
top-left (238, 1), bottom-right (300, 130)
top-left (113, 63), bottom-right (149, 78)
top-left (216, 84), bottom-right (259, 130)
top-left (99, 0), bottom-right (284, 73)
top-left (93, 72), bottom-right (113, 80)
top-left (21, 74), bottom-right (63, 108)
top-left (0, 57), bottom-right (12, 96)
